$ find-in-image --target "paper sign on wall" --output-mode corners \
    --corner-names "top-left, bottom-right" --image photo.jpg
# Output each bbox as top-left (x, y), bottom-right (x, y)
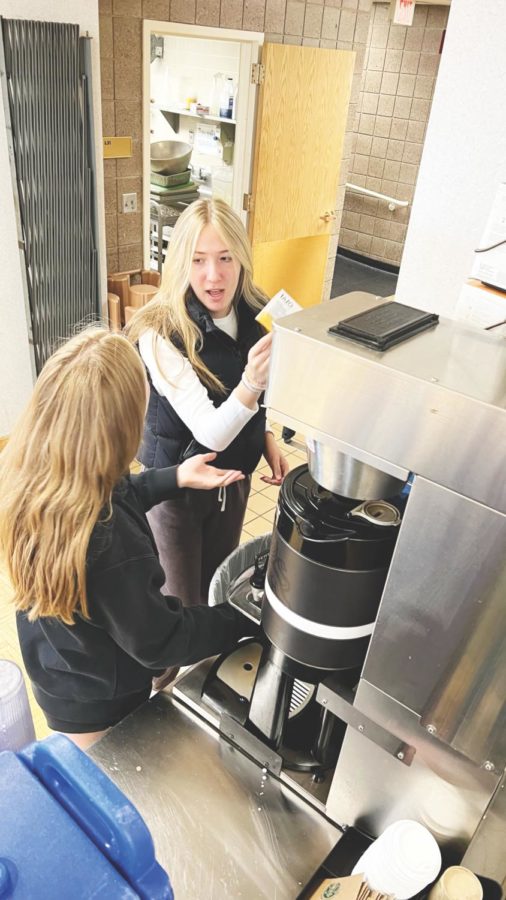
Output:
top-left (455, 279), bottom-right (506, 332)
top-left (103, 137), bottom-right (132, 159)
top-left (471, 182), bottom-right (506, 292)
top-left (195, 124), bottom-right (222, 158)
top-left (390, 0), bottom-right (415, 26)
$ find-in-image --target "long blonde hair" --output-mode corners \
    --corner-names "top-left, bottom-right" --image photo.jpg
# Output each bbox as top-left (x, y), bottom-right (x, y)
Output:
top-left (0, 327), bottom-right (147, 624)
top-left (127, 198), bottom-right (268, 394)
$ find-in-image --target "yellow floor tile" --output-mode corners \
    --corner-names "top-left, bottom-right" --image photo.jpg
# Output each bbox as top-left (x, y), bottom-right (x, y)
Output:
top-left (244, 516), bottom-right (272, 538)
top-left (259, 484), bottom-right (282, 503)
top-left (247, 492), bottom-right (276, 516)
top-left (251, 471), bottom-right (266, 492)
top-left (285, 457), bottom-right (303, 472)
top-left (243, 506), bottom-right (258, 529)
top-left (243, 506), bottom-right (259, 525)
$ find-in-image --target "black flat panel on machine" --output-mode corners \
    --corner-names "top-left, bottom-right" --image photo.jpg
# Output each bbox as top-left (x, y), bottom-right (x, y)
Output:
top-left (328, 301), bottom-right (439, 350)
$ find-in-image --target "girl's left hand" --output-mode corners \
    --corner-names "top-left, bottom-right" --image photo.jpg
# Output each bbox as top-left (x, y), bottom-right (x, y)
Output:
top-left (261, 432), bottom-right (290, 485)
top-left (177, 453), bottom-right (245, 490)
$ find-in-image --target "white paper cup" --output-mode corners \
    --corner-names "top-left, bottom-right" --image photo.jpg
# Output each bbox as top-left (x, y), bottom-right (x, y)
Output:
top-left (352, 819), bottom-right (442, 900)
top-left (428, 866), bottom-right (483, 900)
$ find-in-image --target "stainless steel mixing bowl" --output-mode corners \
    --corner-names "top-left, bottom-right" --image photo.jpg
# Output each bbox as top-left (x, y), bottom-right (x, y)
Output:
top-left (150, 140), bottom-right (192, 176)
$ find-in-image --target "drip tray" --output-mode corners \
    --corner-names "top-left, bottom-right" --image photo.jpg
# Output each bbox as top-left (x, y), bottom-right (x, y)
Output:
top-left (215, 641), bottom-right (262, 698)
top-left (212, 641), bottom-right (314, 718)
top-left (173, 657), bottom-right (333, 807)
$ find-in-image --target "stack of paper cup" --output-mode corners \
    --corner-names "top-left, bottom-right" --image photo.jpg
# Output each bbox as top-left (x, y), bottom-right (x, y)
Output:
top-left (352, 819), bottom-right (442, 899)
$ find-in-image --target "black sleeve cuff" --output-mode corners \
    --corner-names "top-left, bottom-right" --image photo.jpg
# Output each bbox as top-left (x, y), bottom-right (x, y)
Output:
top-left (130, 466), bottom-right (180, 511)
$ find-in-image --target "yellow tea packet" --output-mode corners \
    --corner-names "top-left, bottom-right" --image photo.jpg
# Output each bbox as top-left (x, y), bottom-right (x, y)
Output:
top-left (255, 288), bottom-right (302, 332)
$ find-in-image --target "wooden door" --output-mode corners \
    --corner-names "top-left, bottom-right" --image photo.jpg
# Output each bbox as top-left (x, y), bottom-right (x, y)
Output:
top-left (249, 44), bottom-right (355, 307)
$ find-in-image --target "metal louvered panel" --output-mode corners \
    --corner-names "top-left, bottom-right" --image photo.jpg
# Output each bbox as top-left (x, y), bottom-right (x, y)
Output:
top-left (1, 18), bottom-right (100, 374)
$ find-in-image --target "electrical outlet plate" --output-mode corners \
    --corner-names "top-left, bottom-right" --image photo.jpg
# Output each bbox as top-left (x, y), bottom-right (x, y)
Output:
top-left (122, 192), bottom-right (137, 214)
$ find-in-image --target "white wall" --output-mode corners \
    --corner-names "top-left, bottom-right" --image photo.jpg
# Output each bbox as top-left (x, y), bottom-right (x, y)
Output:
top-left (0, 0), bottom-right (104, 435)
top-left (396, 1), bottom-right (506, 317)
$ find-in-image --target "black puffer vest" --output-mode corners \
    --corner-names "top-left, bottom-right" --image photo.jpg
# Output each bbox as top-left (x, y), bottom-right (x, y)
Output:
top-left (139, 293), bottom-right (266, 475)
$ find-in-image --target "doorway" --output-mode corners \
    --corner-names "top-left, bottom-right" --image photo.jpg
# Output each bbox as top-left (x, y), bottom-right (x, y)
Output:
top-left (142, 21), bottom-right (263, 273)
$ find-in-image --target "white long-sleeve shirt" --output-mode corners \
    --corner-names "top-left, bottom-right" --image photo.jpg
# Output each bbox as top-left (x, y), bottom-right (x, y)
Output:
top-left (139, 323), bottom-right (259, 452)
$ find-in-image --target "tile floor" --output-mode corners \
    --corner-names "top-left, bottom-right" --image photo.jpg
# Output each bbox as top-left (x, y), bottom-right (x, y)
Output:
top-left (0, 422), bottom-right (306, 740)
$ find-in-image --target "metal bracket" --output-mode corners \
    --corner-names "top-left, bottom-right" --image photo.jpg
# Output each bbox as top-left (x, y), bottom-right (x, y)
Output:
top-left (150, 34), bottom-right (164, 64)
top-left (243, 192), bottom-right (254, 212)
top-left (220, 713), bottom-right (283, 776)
top-left (316, 678), bottom-right (416, 767)
top-left (227, 590), bottom-right (262, 624)
top-left (251, 62), bottom-right (265, 85)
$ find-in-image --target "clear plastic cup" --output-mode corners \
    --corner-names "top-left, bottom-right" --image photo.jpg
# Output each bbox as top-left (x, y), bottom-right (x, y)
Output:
top-left (0, 659), bottom-right (36, 751)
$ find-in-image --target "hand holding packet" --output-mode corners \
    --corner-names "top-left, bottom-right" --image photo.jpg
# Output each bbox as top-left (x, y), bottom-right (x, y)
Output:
top-left (255, 289), bottom-right (303, 332)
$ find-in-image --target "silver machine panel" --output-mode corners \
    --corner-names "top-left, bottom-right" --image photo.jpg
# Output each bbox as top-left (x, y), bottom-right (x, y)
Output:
top-left (266, 293), bottom-right (506, 886)
top-left (90, 692), bottom-right (341, 899)
top-left (267, 292), bottom-right (506, 512)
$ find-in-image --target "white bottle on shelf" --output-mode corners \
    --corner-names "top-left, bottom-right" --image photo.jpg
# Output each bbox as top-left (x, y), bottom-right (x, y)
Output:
top-left (219, 77), bottom-right (235, 119)
top-left (211, 72), bottom-right (224, 117)
top-left (231, 81), bottom-right (238, 120)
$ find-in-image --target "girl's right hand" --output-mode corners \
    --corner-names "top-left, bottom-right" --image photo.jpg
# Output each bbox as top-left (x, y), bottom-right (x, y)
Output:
top-left (245, 332), bottom-right (272, 388)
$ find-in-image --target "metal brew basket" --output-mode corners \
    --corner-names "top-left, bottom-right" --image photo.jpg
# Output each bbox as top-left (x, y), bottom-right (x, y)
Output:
top-left (307, 441), bottom-right (405, 500)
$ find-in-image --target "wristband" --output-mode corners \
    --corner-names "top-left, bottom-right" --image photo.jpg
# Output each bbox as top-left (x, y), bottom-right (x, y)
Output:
top-left (244, 366), bottom-right (267, 390)
top-left (241, 371), bottom-right (265, 393)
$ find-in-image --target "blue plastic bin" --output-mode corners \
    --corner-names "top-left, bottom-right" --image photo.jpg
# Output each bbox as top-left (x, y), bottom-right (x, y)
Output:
top-left (0, 734), bottom-right (173, 899)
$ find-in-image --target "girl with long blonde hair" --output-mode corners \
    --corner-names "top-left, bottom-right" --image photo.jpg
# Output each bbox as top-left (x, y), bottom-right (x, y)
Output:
top-left (128, 198), bottom-right (288, 608)
top-left (0, 327), bottom-right (257, 749)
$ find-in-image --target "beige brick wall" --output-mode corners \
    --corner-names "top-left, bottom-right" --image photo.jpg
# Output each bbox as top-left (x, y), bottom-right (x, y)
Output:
top-left (99, 0), bottom-right (373, 299)
top-left (339, 2), bottom-right (449, 268)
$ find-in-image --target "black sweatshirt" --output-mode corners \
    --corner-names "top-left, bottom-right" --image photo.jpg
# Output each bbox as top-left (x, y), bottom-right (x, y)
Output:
top-left (17, 467), bottom-right (255, 732)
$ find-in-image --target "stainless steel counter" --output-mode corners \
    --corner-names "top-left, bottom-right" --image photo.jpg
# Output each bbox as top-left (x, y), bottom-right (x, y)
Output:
top-left (90, 691), bottom-right (342, 899)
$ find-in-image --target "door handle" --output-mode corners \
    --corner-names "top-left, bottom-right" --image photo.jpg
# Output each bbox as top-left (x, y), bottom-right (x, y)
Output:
top-left (320, 210), bottom-right (337, 221)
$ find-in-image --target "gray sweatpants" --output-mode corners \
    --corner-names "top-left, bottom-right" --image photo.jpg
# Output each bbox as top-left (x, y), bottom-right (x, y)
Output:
top-left (147, 477), bottom-right (251, 608)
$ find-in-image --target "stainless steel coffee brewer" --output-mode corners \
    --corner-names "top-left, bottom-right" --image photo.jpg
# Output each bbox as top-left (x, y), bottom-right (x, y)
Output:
top-left (174, 291), bottom-right (505, 887)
